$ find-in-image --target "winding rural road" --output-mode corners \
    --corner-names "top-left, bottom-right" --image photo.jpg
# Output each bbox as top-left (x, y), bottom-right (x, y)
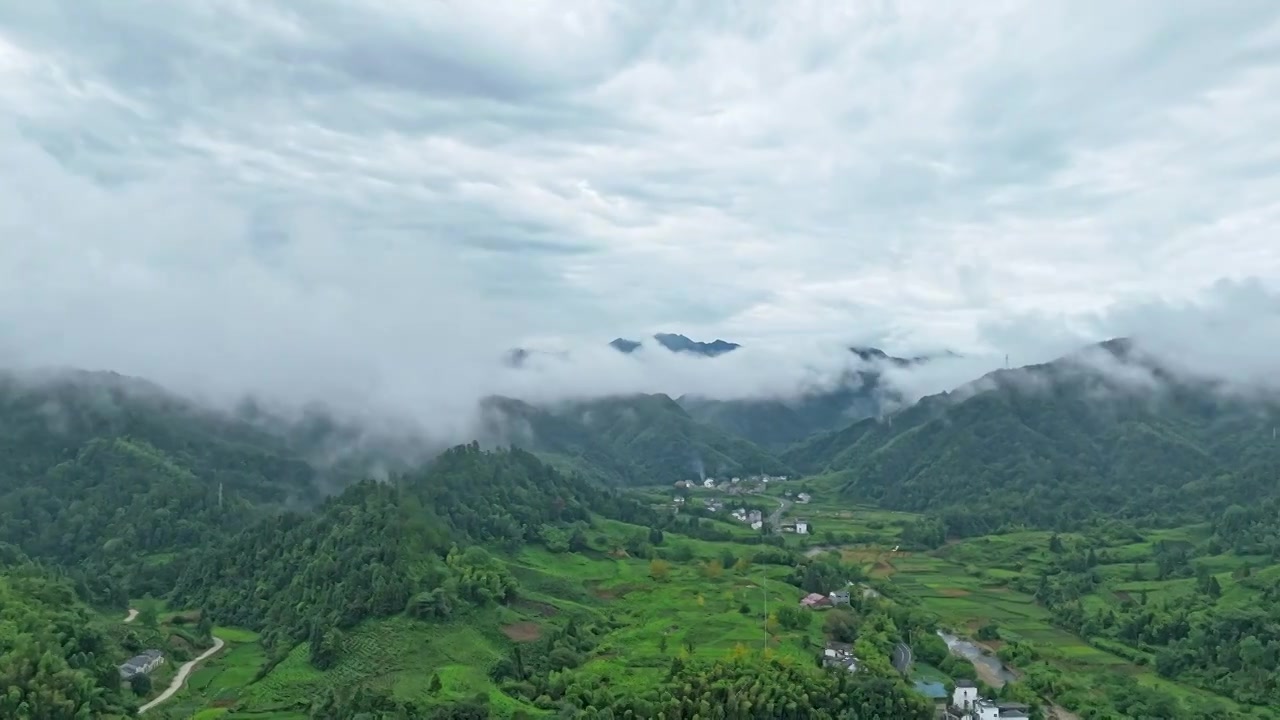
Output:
top-left (765, 496), bottom-right (791, 531)
top-left (892, 642), bottom-right (913, 673)
top-left (123, 608), bottom-right (226, 715)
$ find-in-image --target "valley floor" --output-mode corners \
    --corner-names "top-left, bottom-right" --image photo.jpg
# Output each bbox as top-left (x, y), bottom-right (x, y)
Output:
top-left (140, 485), bottom-right (1276, 719)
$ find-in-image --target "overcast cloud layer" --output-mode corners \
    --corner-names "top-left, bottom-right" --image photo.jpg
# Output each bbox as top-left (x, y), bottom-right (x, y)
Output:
top-left (3, 1), bottom-right (1280, 431)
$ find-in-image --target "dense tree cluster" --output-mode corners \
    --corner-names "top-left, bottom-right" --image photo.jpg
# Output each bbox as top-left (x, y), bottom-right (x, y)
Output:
top-left (492, 616), bottom-right (609, 686)
top-left (578, 655), bottom-right (933, 719)
top-left (307, 686), bottom-right (492, 719)
top-left (172, 445), bottom-right (626, 652)
top-left (0, 563), bottom-right (134, 719)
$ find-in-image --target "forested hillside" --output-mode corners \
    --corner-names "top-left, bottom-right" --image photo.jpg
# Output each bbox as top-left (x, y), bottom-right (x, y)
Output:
top-left (0, 558), bottom-right (135, 719)
top-left (171, 444), bottom-right (647, 648)
top-left (480, 393), bottom-right (791, 485)
top-left (785, 341), bottom-right (1280, 536)
top-left (0, 371), bottom-right (338, 603)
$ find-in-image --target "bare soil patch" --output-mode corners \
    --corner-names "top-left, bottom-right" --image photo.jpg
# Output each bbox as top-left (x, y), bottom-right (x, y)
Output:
top-left (501, 622), bottom-right (542, 642)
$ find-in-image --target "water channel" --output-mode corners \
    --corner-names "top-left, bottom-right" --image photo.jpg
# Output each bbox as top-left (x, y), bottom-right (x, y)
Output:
top-left (937, 630), bottom-right (1019, 686)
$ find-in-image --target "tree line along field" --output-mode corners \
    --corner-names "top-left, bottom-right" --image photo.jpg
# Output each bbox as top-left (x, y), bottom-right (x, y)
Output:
top-left (875, 527), bottom-right (1279, 718)
top-left (132, 516), bottom-right (861, 718)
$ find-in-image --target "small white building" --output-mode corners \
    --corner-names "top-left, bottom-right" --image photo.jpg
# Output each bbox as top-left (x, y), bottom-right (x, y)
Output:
top-left (794, 519), bottom-right (810, 535)
top-left (796, 493), bottom-right (812, 504)
top-left (974, 700), bottom-right (1000, 720)
top-left (703, 478), bottom-right (715, 488)
top-left (673, 496), bottom-right (685, 505)
top-left (946, 681), bottom-right (1028, 720)
top-left (952, 681), bottom-right (978, 711)
top-left (750, 520), bottom-right (763, 530)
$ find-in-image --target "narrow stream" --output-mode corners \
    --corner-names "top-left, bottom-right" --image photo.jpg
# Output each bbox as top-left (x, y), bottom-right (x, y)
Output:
top-left (937, 630), bottom-right (1018, 686)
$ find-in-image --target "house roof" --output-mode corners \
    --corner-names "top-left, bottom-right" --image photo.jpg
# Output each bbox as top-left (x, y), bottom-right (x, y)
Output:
top-left (956, 679), bottom-right (977, 687)
top-left (122, 649), bottom-right (162, 666)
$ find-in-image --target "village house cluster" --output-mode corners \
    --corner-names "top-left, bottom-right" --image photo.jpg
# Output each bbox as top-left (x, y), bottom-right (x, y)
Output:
top-left (675, 472), bottom-right (789, 493)
top-left (672, 474), bottom-right (811, 534)
top-left (730, 507), bottom-right (764, 529)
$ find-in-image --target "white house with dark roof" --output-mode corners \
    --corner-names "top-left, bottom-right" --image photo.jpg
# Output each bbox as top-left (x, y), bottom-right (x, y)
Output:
top-left (118, 649), bottom-right (164, 679)
top-left (821, 641), bottom-right (859, 672)
top-left (944, 681), bottom-right (1028, 720)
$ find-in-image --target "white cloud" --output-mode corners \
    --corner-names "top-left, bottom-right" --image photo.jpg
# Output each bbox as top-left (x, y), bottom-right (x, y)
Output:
top-left (3, 1), bottom-right (1280, 437)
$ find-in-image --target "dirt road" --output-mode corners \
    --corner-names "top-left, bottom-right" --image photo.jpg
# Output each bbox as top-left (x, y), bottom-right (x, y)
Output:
top-left (122, 607), bottom-right (226, 715)
top-left (138, 635), bottom-right (225, 714)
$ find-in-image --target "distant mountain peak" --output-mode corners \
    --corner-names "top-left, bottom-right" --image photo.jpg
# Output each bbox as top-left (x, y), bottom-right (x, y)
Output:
top-left (653, 333), bottom-right (740, 356)
top-left (609, 338), bottom-right (643, 354)
top-left (848, 346), bottom-right (946, 367)
top-left (610, 333), bottom-right (741, 357)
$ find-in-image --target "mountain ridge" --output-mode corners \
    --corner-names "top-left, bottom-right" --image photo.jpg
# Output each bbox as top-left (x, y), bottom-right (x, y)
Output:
top-left (783, 338), bottom-right (1280, 535)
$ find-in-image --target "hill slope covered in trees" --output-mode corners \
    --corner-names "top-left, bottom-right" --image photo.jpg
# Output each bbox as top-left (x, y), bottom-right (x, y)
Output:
top-left (784, 340), bottom-right (1280, 535)
top-left (480, 393), bottom-right (792, 485)
top-left (0, 371), bottom-right (345, 603)
top-left (0, 558), bottom-right (136, 719)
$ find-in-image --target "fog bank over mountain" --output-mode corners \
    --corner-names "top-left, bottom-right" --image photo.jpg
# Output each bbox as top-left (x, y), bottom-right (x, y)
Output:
top-left (8, 277), bottom-right (1280, 454)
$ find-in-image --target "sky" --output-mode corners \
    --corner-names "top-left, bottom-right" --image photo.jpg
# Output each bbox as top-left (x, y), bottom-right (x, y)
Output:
top-left (3, 1), bottom-right (1280, 427)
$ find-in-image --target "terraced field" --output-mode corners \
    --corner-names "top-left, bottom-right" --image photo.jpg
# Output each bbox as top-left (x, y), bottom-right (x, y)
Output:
top-left (154, 517), bottom-right (832, 718)
top-left (878, 530), bottom-right (1267, 715)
